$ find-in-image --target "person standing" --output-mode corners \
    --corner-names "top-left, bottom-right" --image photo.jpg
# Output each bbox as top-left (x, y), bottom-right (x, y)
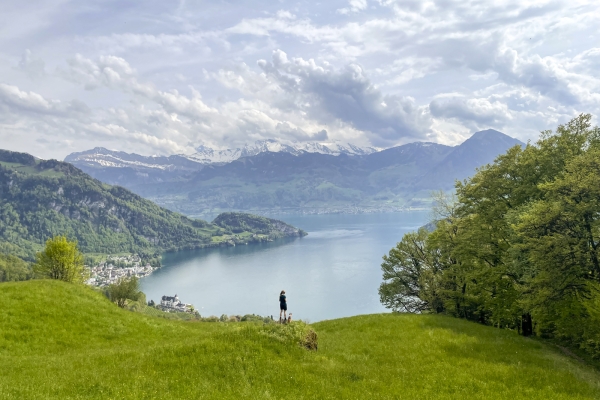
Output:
top-left (279, 290), bottom-right (287, 322)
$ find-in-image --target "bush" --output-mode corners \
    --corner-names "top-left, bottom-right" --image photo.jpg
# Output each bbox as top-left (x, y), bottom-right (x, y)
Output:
top-left (258, 321), bottom-right (318, 351)
top-left (107, 277), bottom-right (144, 308)
top-left (302, 329), bottom-right (318, 351)
top-left (0, 253), bottom-right (32, 282)
top-left (34, 236), bottom-right (87, 284)
top-left (241, 314), bottom-right (273, 323)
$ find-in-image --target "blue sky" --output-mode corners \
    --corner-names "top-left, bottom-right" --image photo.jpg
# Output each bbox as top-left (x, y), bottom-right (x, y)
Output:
top-left (0, 0), bottom-right (598, 158)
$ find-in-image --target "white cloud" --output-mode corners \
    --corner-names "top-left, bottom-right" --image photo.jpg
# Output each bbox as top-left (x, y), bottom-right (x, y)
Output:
top-left (0, 83), bottom-right (62, 114)
top-left (18, 49), bottom-right (46, 79)
top-left (0, 0), bottom-right (598, 158)
top-left (338, 0), bottom-right (368, 14)
top-left (256, 50), bottom-right (432, 146)
top-left (429, 97), bottom-right (511, 128)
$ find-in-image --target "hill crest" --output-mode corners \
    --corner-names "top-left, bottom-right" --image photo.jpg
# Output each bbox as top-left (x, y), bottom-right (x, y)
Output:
top-left (1, 279), bottom-right (598, 398)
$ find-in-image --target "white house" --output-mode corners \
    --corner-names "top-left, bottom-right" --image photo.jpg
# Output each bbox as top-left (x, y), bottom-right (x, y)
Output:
top-left (160, 294), bottom-right (192, 312)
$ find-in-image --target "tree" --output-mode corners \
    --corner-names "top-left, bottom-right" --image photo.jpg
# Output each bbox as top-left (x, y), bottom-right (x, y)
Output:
top-left (107, 276), bottom-right (143, 308)
top-left (434, 113), bottom-right (600, 333)
top-left (379, 114), bottom-right (600, 351)
top-left (0, 253), bottom-right (32, 282)
top-left (34, 236), bottom-right (87, 283)
top-left (515, 147), bottom-right (600, 343)
top-left (379, 228), bottom-right (445, 313)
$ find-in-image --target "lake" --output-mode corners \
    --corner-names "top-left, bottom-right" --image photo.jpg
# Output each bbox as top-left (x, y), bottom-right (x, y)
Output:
top-left (141, 211), bottom-right (430, 322)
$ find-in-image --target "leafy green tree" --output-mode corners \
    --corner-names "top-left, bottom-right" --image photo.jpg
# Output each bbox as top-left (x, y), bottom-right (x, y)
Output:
top-left (380, 114), bottom-right (600, 352)
top-left (515, 146), bottom-right (600, 343)
top-left (379, 228), bottom-right (446, 313)
top-left (107, 276), bottom-right (143, 308)
top-left (34, 236), bottom-right (87, 283)
top-left (439, 114), bottom-right (599, 332)
top-left (0, 253), bottom-right (32, 282)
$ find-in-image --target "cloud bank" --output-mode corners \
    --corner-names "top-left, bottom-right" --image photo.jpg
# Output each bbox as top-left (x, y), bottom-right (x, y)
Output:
top-left (0, 0), bottom-right (597, 158)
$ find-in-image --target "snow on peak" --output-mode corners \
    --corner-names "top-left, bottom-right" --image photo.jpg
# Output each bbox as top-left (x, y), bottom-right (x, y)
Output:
top-left (182, 140), bottom-right (379, 164)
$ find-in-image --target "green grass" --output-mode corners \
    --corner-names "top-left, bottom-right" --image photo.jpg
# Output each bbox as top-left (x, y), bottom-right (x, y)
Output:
top-left (128, 301), bottom-right (200, 320)
top-left (0, 160), bottom-right (65, 178)
top-left (211, 233), bottom-right (268, 243)
top-left (1, 280), bottom-right (599, 399)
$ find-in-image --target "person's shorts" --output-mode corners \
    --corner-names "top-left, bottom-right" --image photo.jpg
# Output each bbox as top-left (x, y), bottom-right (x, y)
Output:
top-left (280, 303), bottom-right (287, 311)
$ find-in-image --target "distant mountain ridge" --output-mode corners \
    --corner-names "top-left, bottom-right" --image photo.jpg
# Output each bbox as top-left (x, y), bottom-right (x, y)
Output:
top-left (184, 139), bottom-right (380, 164)
top-left (0, 149), bottom-right (306, 261)
top-left (65, 140), bottom-right (381, 172)
top-left (64, 130), bottom-right (524, 214)
top-left (65, 148), bottom-right (200, 171)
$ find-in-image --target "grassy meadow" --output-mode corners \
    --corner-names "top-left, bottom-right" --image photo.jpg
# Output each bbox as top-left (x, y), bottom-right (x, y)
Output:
top-left (0, 280), bottom-right (599, 399)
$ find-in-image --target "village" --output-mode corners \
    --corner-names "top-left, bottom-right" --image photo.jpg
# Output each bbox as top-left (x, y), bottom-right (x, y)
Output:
top-left (85, 255), bottom-right (199, 315)
top-left (85, 254), bottom-right (157, 287)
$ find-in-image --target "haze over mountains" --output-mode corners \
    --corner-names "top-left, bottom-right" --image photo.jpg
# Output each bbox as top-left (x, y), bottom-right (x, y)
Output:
top-left (65, 139), bottom-right (379, 170)
top-left (65, 130), bottom-right (523, 215)
top-left (187, 140), bottom-right (380, 163)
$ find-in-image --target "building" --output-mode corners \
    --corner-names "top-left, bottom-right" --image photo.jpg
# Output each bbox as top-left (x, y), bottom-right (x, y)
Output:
top-left (160, 294), bottom-right (193, 313)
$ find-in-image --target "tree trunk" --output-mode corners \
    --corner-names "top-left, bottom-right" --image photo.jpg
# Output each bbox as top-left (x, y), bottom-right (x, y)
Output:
top-left (521, 313), bottom-right (533, 336)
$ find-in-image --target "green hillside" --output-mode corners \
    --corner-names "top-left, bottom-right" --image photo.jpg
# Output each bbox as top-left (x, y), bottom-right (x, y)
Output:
top-left (1, 280), bottom-right (598, 399)
top-left (213, 212), bottom-right (307, 237)
top-left (0, 150), bottom-right (305, 262)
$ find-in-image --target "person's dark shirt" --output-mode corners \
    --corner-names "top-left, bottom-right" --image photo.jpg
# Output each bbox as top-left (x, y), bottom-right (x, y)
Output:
top-left (279, 294), bottom-right (286, 304)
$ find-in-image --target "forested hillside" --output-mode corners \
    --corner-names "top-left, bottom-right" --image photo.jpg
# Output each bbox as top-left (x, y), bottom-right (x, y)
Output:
top-left (0, 150), bottom-right (305, 262)
top-left (213, 212), bottom-right (307, 238)
top-left (379, 114), bottom-right (600, 357)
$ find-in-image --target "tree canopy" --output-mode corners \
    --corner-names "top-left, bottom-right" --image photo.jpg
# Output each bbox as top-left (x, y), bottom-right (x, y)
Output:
top-left (380, 114), bottom-right (600, 357)
top-left (107, 276), bottom-right (144, 308)
top-left (34, 236), bottom-right (87, 284)
top-left (0, 253), bottom-right (32, 282)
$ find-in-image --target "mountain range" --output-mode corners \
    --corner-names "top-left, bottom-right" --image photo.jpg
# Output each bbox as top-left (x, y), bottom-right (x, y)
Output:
top-left (64, 130), bottom-right (524, 215)
top-left (65, 139), bottom-right (379, 171)
top-left (186, 139), bottom-right (380, 163)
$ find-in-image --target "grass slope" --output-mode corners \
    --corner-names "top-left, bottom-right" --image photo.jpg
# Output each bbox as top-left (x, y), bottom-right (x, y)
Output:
top-left (1, 280), bottom-right (599, 399)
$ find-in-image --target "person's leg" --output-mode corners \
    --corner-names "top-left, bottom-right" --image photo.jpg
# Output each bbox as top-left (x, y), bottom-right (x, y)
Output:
top-left (279, 308), bottom-right (283, 322)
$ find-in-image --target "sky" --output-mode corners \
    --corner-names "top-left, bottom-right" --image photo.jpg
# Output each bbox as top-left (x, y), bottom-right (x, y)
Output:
top-left (0, 0), bottom-right (598, 159)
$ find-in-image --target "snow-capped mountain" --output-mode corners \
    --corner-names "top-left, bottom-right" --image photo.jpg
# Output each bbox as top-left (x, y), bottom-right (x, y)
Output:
top-left (62, 130), bottom-right (525, 214)
top-left (64, 140), bottom-right (380, 174)
top-left (64, 148), bottom-right (201, 171)
top-left (183, 139), bottom-right (380, 164)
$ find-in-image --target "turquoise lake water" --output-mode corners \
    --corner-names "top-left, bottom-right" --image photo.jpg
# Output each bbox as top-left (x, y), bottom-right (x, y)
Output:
top-left (141, 211), bottom-right (430, 322)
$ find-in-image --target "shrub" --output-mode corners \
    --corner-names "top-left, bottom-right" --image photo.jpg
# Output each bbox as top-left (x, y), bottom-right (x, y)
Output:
top-left (302, 329), bottom-right (318, 351)
top-left (107, 277), bottom-right (144, 308)
top-left (258, 321), bottom-right (318, 351)
top-left (34, 236), bottom-right (87, 284)
top-left (0, 253), bottom-right (32, 282)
